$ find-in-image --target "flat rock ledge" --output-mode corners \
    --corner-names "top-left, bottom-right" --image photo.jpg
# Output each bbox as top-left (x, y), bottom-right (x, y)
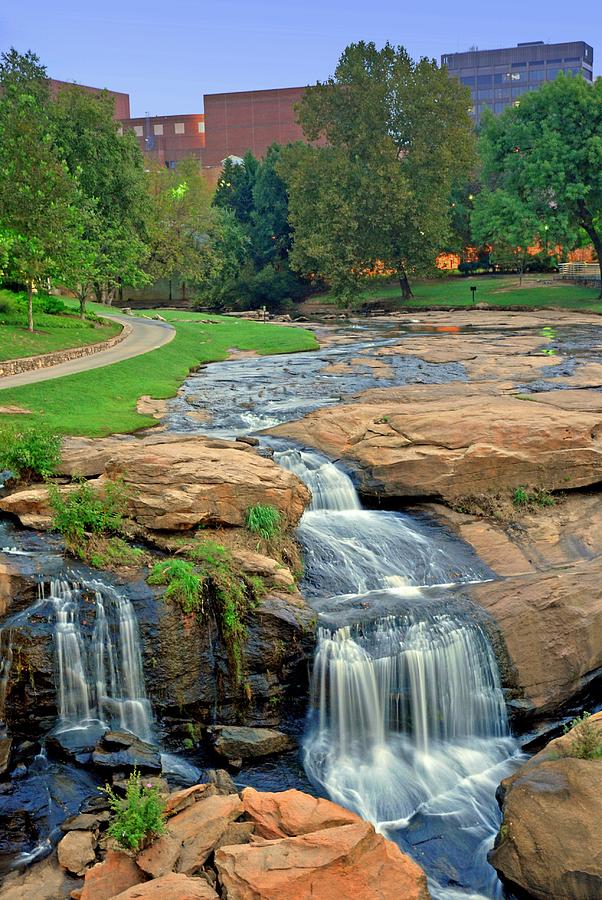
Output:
top-left (0, 433), bottom-right (310, 533)
top-left (2, 781), bottom-right (430, 900)
top-left (490, 712), bottom-right (602, 900)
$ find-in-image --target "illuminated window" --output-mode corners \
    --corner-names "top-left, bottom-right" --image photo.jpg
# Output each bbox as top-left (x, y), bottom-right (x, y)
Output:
top-left (198, 121), bottom-right (205, 133)
top-left (134, 125), bottom-right (143, 137)
top-left (174, 122), bottom-right (185, 134)
top-left (153, 124), bottom-right (164, 135)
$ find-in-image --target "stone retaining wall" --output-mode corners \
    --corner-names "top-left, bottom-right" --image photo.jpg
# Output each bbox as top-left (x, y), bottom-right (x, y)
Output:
top-left (0, 322), bottom-right (130, 378)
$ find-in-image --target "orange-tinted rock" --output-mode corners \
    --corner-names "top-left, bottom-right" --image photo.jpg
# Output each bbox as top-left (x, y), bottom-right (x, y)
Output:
top-left (214, 821), bottom-right (430, 900)
top-left (169, 793), bottom-right (243, 875)
top-left (57, 830), bottom-right (96, 875)
top-left (136, 833), bottom-right (181, 878)
top-left (241, 787), bottom-right (361, 839)
top-left (163, 783), bottom-right (218, 818)
top-left (111, 872), bottom-right (219, 899)
top-left (80, 850), bottom-right (146, 900)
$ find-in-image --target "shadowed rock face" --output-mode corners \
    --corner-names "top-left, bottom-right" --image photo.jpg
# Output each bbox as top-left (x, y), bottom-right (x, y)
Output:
top-left (490, 713), bottom-right (602, 900)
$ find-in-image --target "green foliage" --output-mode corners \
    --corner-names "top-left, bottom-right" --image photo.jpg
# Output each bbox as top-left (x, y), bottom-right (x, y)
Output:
top-left (562, 712), bottom-right (602, 760)
top-left (49, 478), bottom-right (129, 550)
top-left (245, 504), bottom-right (281, 540)
top-left (281, 41), bottom-right (475, 305)
top-left (102, 769), bottom-right (166, 851)
top-left (476, 75), bottom-right (602, 296)
top-left (213, 152), bottom-right (259, 225)
top-left (88, 536), bottom-right (145, 571)
top-left (512, 486), bottom-right (556, 508)
top-left (0, 425), bottom-right (60, 480)
top-left (148, 559), bottom-right (204, 614)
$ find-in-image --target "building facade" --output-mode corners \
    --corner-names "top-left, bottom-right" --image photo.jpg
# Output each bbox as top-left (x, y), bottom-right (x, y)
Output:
top-left (441, 40), bottom-right (594, 123)
top-left (119, 114), bottom-right (205, 167)
top-left (49, 79), bottom-right (131, 119)
top-left (202, 86), bottom-right (307, 169)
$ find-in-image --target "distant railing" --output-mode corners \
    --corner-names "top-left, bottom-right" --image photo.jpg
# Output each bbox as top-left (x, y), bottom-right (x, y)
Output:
top-left (557, 262), bottom-right (600, 285)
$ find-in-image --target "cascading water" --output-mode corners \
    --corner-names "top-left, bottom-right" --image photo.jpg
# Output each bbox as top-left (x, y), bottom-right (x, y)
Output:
top-left (277, 446), bottom-right (519, 899)
top-left (46, 579), bottom-right (152, 741)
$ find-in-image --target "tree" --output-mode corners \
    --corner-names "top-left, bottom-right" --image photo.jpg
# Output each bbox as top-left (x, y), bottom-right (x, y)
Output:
top-left (249, 144), bottom-right (292, 267)
top-left (52, 85), bottom-right (150, 312)
top-left (0, 49), bottom-right (84, 330)
top-left (281, 42), bottom-right (475, 304)
top-left (477, 75), bottom-right (602, 296)
top-left (213, 152), bottom-right (259, 225)
top-left (471, 189), bottom-right (543, 283)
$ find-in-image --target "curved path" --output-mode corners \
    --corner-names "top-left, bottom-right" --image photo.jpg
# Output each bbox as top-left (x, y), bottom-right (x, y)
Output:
top-left (0, 313), bottom-right (176, 390)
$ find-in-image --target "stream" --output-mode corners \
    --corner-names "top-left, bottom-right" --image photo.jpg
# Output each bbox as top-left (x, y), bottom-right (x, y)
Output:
top-left (5, 317), bottom-right (600, 894)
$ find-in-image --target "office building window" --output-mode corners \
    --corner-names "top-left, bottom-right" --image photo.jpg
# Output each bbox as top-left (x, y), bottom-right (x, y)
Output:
top-left (174, 122), bottom-right (185, 134)
top-left (134, 125), bottom-right (143, 137)
top-left (153, 124), bottom-right (164, 135)
top-left (503, 71), bottom-right (521, 82)
top-left (494, 102), bottom-right (507, 113)
top-left (494, 73), bottom-right (503, 83)
top-left (198, 121), bottom-right (205, 133)
top-left (478, 89), bottom-right (493, 100)
top-left (511, 62), bottom-right (526, 68)
top-left (495, 89), bottom-right (510, 100)
top-left (529, 69), bottom-right (545, 81)
top-left (584, 69), bottom-right (593, 80)
top-left (461, 76), bottom-right (475, 86)
top-left (512, 85), bottom-right (528, 97)
top-left (477, 74), bottom-right (492, 86)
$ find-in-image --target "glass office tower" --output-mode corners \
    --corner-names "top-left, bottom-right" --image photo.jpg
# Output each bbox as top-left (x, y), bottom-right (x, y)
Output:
top-left (441, 41), bottom-right (594, 123)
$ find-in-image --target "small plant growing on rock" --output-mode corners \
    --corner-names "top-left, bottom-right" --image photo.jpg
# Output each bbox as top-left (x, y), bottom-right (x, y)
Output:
top-left (101, 769), bottom-right (166, 851)
top-left (0, 426), bottom-right (61, 481)
top-left (563, 712), bottom-right (602, 760)
top-left (245, 504), bottom-right (281, 540)
top-left (49, 478), bottom-right (129, 557)
top-left (148, 559), bottom-right (204, 614)
top-left (512, 486), bottom-right (556, 509)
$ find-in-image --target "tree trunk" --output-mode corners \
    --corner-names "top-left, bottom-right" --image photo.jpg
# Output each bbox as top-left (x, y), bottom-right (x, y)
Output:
top-left (578, 202), bottom-right (602, 300)
top-left (78, 285), bottom-right (86, 320)
top-left (399, 268), bottom-right (413, 301)
top-left (26, 282), bottom-right (34, 332)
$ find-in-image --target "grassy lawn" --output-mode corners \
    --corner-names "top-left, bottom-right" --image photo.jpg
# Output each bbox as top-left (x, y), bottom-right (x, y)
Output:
top-left (0, 308), bottom-right (318, 436)
top-left (0, 290), bottom-right (122, 361)
top-left (314, 275), bottom-right (602, 311)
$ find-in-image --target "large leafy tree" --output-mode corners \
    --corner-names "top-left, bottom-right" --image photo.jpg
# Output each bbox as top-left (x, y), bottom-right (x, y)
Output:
top-left (52, 85), bottom-right (150, 311)
top-left (477, 75), bottom-right (602, 296)
top-left (471, 190), bottom-right (544, 283)
top-left (213, 152), bottom-right (259, 225)
top-left (249, 144), bottom-right (292, 268)
top-left (281, 42), bottom-right (475, 303)
top-left (0, 49), bottom-right (84, 330)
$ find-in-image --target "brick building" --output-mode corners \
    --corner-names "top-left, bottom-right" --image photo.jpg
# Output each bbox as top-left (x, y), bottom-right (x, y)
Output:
top-left (202, 86), bottom-right (307, 170)
top-left (119, 114), bottom-right (205, 167)
top-left (49, 79), bottom-right (130, 119)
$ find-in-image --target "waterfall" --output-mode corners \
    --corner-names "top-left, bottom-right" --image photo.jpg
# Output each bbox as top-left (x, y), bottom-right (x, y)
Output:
top-left (277, 446), bottom-right (519, 898)
top-left (46, 579), bottom-right (152, 741)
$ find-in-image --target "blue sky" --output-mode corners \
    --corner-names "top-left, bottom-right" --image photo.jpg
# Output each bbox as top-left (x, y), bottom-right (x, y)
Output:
top-left (3, 1), bottom-right (600, 116)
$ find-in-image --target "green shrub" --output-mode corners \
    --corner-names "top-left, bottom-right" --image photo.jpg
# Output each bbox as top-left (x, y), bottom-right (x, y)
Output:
top-left (101, 769), bottom-right (166, 851)
top-left (512, 486), bottom-right (556, 508)
top-left (563, 712), bottom-right (602, 760)
top-left (89, 536), bottom-right (145, 571)
top-left (49, 478), bottom-right (129, 551)
top-left (39, 295), bottom-right (68, 315)
top-left (0, 426), bottom-right (61, 481)
top-left (245, 504), bottom-right (281, 540)
top-left (148, 559), bottom-right (205, 614)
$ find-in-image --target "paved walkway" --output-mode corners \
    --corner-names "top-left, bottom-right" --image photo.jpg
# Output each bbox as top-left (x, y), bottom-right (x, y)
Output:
top-left (0, 313), bottom-right (176, 390)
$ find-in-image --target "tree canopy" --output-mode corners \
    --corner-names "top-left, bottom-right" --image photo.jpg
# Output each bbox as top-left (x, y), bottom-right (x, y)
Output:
top-left (281, 41), bottom-right (476, 303)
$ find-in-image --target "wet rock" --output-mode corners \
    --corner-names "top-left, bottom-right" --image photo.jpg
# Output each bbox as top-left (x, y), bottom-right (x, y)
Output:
top-left (168, 792), bottom-right (243, 875)
top-left (46, 722), bottom-right (108, 764)
top-left (241, 787), bottom-right (362, 840)
top-left (490, 714), bottom-right (602, 899)
top-left (208, 726), bottom-right (295, 761)
top-left (136, 833), bottom-right (181, 878)
top-left (111, 871), bottom-right (219, 899)
top-left (0, 735), bottom-right (12, 776)
top-left (214, 821), bottom-right (430, 900)
top-left (57, 829), bottom-right (97, 875)
top-left (466, 557), bottom-right (602, 719)
top-left (80, 849), bottom-right (146, 900)
top-left (1, 851), bottom-right (82, 900)
top-left (61, 810), bottom-right (110, 831)
top-left (92, 730), bottom-right (162, 773)
top-left (214, 821), bottom-right (255, 849)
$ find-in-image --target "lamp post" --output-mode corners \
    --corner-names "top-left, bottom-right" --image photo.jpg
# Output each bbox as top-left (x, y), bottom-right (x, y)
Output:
top-left (470, 285), bottom-right (477, 304)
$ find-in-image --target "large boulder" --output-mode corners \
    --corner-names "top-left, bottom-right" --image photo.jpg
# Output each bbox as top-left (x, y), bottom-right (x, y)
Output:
top-left (57, 829), bottom-right (96, 875)
top-left (168, 792), bottom-right (244, 875)
top-left (269, 386), bottom-right (602, 502)
top-left (241, 787), bottom-right (361, 840)
top-left (214, 820), bottom-right (430, 900)
top-left (490, 713), bottom-right (602, 899)
top-left (0, 851), bottom-right (82, 900)
top-left (207, 726), bottom-right (295, 761)
top-left (465, 558), bottom-right (602, 719)
top-left (0, 433), bottom-right (310, 532)
top-left (112, 872), bottom-right (219, 899)
top-left (80, 849), bottom-right (146, 900)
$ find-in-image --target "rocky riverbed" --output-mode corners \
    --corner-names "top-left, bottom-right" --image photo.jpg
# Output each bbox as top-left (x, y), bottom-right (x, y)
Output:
top-left (1, 308), bottom-right (602, 898)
